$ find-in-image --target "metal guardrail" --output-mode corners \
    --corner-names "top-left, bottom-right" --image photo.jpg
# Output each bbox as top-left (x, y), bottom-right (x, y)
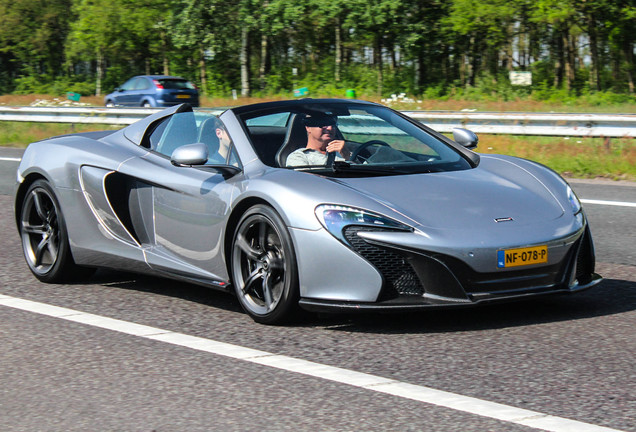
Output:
top-left (404, 111), bottom-right (636, 137)
top-left (1, 106), bottom-right (635, 137)
top-left (0, 106), bottom-right (160, 125)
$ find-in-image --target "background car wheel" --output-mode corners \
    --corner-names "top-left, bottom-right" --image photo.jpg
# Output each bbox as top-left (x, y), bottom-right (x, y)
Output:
top-left (231, 205), bottom-right (299, 324)
top-left (19, 180), bottom-right (93, 283)
top-left (142, 101), bottom-right (152, 108)
top-left (105, 100), bottom-right (115, 107)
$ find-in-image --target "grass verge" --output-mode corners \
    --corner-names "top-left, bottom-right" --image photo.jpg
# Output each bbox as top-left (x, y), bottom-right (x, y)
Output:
top-left (479, 135), bottom-right (636, 181)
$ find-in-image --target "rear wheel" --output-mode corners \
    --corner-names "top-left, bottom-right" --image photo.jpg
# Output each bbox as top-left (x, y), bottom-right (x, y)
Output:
top-left (19, 180), bottom-right (93, 283)
top-left (231, 205), bottom-right (299, 324)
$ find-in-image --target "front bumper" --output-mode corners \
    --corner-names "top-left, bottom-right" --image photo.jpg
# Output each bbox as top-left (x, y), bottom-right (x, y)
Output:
top-left (298, 273), bottom-right (602, 312)
top-left (298, 224), bottom-right (601, 312)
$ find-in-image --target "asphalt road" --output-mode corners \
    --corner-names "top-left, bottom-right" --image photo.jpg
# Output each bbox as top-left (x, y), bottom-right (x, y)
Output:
top-left (1, 147), bottom-right (635, 431)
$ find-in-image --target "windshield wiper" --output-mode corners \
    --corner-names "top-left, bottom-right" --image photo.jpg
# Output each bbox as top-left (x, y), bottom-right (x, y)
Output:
top-left (330, 161), bottom-right (409, 175)
top-left (292, 162), bottom-right (417, 176)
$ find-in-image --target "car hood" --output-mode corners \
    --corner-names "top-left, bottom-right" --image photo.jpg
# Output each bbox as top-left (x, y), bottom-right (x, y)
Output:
top-left (327, 156), bottom-right (566, 230)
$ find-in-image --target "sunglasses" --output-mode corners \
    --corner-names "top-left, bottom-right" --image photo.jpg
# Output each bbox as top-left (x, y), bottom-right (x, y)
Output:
top-left (303, 116), bottom-right (337, 128)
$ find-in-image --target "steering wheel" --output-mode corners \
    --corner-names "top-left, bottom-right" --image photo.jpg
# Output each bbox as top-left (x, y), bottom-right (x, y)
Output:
top-left (348, 140), bottom-right (391, 162)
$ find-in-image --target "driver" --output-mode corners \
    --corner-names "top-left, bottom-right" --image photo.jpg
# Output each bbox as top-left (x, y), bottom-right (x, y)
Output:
top-left (286, 113), bottom-right (351, 166)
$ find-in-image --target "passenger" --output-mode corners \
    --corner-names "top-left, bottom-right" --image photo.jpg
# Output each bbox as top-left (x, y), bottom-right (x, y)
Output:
top-left (286, 113), bottom-right (351, 166)
top-left (208, 118), bottom-right (234, 165)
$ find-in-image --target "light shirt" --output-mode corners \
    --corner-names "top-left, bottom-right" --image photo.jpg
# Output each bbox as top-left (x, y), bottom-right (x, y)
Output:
top-left (286, 148), bottom-right (344, 167)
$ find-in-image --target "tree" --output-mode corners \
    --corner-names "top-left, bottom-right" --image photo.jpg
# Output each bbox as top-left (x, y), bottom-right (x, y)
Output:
top-left (66, 0), bottom-right (129, 95)
top-left (446, 0), bottom-right (517, 86)
top-left (345, 0), bottom-right (404, 95)
top-left (0, 0), bottom-right (72, 87)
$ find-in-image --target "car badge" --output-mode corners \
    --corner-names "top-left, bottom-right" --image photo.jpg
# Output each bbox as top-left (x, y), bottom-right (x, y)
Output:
top-left (494, 217), bottom-right (514, 223)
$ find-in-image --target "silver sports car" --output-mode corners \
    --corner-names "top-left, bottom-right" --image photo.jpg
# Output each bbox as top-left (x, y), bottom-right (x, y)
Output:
top-left (14, 99), bottom-right (601, 324)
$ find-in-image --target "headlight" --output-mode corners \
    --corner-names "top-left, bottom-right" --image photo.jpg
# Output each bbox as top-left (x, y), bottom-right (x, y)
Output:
top-left (567, 185), bottom-right (582, 214)
top-left (315, 205), bottom-right (411, 243)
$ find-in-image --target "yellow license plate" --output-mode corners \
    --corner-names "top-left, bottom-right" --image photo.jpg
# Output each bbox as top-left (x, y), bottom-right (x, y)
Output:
top-left (176, 94), bottom-right (190, 99)
top-left (497, 245), bottom-right (548, 268)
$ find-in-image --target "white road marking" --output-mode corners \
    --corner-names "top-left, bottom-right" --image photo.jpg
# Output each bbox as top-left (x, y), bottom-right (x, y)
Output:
top-left (581, 199), bottom-right (636, 208)
top-left (0, 157), bottom-right (21, 162)
top-left (0, 293), bottom-right (624, 432)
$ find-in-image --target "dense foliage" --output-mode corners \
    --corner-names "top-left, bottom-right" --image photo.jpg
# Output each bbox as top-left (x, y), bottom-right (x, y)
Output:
top-left (0, 0), bottom-right (635, 100)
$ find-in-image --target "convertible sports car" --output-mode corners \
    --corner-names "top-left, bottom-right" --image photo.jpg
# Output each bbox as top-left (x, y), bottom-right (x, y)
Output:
top-left (14, 99), bottom-right (601, 324)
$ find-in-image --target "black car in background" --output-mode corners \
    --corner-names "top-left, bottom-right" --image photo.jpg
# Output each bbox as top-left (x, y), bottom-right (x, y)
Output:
top-left (104, 75), bottom-right (199, 107)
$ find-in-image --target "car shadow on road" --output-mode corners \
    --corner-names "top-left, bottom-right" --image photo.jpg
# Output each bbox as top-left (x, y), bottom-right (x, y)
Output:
top-left (306, 278), bottom-right (636, 334)
top-left (83, 271), bottom-right (635, 333)
top-left (86, 269), bottom-right (244, 314)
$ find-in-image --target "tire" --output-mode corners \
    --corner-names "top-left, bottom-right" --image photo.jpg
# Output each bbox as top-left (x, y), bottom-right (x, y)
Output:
top-left (231, 205), bottom-right (299, 324)
top-left (105, 100), bottom-right (115, 107)
top-left (19, 180), bottom-right (93, 283)
top-left (142, 101), bottom-right (152, 108)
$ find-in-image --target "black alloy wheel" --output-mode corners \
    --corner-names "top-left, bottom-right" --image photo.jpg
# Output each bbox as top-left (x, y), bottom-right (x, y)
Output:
top-left (19, 180), bottom-right (91, 282)
top-left (231, 205), bottom-right (299, 324)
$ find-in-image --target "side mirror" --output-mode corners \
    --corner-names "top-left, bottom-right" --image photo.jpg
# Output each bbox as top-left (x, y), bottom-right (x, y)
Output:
top-left (453, 128), bottom-right (478, 149)
top-left (171, 142), bottom-right (209, 166)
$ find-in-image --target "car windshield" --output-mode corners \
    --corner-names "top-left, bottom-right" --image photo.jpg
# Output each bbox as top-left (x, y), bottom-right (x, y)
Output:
top-left (237, 101), bottom-right (473, 176)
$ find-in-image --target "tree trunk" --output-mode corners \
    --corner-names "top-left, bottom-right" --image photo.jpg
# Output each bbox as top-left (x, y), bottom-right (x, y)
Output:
top-left (95, 49), bottom-right (103, 96)
top-left (562, 29), bottom-right (575, 91)
top-left (624, 40), bottom-right (635, 93)
top-left (505, 23), bottom-right (514, 71)
top-left (468, 36), bottom-right (477, 86)
top-left (553, 30), bottom-right (563, 88)
top-left (259, 34), bottom-right (268, 91)
top-left (161, 30), bottom-right (170, 75)
top-left (588, 15), bottom-right (600, 91)
top-left (374, 35), bottom-right (383, 95)
top-left (199, 46), bottom-right (207, 95)
top-left (414, 52), bottom-right (421, 94)
top-left (335, 18), bottom-right (342, 82)
top-left (240, 27), bottom-right (250, 97)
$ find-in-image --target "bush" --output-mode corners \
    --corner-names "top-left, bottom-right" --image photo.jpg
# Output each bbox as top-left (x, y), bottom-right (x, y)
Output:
top-left (13, 74), bottom-right (97, 96)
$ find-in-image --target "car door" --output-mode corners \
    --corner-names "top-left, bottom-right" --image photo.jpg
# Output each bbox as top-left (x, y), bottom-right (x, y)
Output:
top-left (130, 76), bottom-right (152, 106)
top-left (119, 111), bottom-right (238, 283)
top-left (113, 77), bottom-right (139, 106)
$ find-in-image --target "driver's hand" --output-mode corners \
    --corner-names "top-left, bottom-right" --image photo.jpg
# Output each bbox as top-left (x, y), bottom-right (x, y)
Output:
top-left (326, 140), bottom-right (350, 158)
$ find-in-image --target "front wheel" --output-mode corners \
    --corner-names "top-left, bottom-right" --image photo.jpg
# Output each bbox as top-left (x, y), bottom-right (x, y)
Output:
top-left (19, 180), bottom-right (93, 283)
top-left (231, 205), bottom-right (299, 324)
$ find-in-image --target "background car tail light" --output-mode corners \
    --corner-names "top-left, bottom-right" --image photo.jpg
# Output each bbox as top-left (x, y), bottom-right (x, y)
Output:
top-left (152, 79), bottom-right (164, 89)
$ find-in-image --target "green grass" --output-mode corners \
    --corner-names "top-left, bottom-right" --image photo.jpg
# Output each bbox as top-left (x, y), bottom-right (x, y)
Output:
top-left (0, 122), bottom-right (118, 147)
top-left (478, 135), bottom-right (636, 181)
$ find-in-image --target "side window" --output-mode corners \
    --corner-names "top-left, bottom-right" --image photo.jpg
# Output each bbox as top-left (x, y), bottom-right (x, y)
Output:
top-left (144, 112), bottom-right (240, 167)
top-left (227, 145), bottom-right (240, 167)
top-left (149, 112), bottom-right (198, 156)
top-left (134, 78), bottom-right (150, 90)
top-left (120, 78), bottom-right (136, 91)
top-left (201, 116), bottom-right (240, 167)
top-left (146, 117), bottom-right (171, 150)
